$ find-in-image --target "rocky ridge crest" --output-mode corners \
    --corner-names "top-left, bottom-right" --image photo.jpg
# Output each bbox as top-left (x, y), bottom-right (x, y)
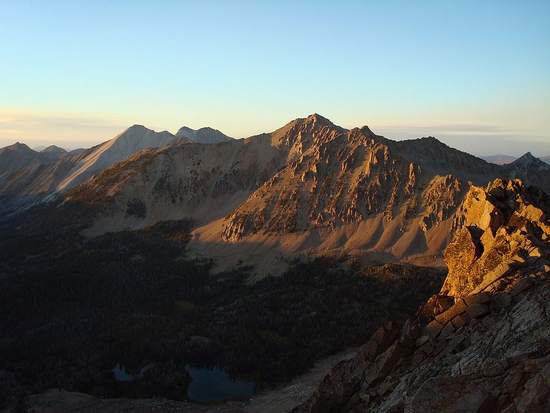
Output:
top-left (220, 121), bottom-right (485, 243)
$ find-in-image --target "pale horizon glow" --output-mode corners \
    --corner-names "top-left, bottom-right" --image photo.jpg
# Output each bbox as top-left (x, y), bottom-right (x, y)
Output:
top-left (1, 1), bottom-right (549, 156)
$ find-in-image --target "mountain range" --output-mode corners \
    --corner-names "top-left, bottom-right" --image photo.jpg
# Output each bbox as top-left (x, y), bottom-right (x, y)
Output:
top-left (10, 113), bottom-right (544, 274)
top-left (0, 124), bottom-right (233, 216)
top-left (2, 115), bottom-right (550, 274)
top-left (1, 114), bottom-right (550, 412)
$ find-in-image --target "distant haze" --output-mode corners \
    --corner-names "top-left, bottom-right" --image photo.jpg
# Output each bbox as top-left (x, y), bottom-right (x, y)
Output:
top-left (1, 1), bottom-right (549, 156)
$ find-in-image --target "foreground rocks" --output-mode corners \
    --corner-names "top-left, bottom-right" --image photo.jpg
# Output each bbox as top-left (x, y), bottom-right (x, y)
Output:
top-left (294, 179), bottom-right (550, 413)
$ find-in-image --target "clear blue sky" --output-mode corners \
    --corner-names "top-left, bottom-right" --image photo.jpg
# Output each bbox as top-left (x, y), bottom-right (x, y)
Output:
top-left (1, 0), bottom-right (549, 155)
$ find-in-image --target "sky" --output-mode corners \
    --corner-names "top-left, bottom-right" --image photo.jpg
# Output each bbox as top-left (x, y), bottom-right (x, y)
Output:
top-left (0, 0), bottom-right (549, 156)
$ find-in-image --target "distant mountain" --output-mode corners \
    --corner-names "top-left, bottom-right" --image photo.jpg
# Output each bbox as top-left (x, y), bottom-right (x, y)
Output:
top-left (0, 143), bottom-right (42, 178)
top-left (0, 125), bottom-right (190, 216)
top-left (506, 152), bottom-right (549, 170)
top-left (481, 154), bottom-right (517, 164)
top-left (501, 152), bottom-right (550, 192)
top-left (176, 126), bottom-right (233, 144)
top-left (41, 145), bottom-right (67, 154)
top-left (481, 153), bottom-right (550, 166)
top-left (55, 125), bottom-right (190, 191)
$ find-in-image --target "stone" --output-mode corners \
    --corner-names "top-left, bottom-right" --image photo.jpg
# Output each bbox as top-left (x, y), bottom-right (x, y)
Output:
top-left (491, 293), bottom-right (512, 309)
top-left (463, 293), bottom-right (491, 306)
top-left (439, 321), bottom-right (456, 338)
top-left (415, 335), bottom-right (430, 347)
top-left (424, 319), bottom-right (445, 339)
top-left (511, 254), bottom-right (526, 263)
top-left (465, 302), bottom-right (490, 319)
top-left (451, 314), bottom-right (467, 329)
top-left (363, 342), bottom-right (403, 385)
top-left (510, 278), bottom-right (533, 296)
top-left (433, 295), bottom-right (455, 315)
top-left (435, 300), bottom-right (468, 325)
top-left (529, 248), bottom-right (542, 257)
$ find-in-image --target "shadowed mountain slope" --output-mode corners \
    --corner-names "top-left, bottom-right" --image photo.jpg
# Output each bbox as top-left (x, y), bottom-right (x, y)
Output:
top-left (0, 126), bottom-right (190, 216)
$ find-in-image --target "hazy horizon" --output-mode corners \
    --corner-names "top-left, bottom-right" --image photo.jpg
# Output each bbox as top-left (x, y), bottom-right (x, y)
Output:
top-left (2, 114), bottom-right (550, 159)
top-left (1, 1), bottom-right (549, 156)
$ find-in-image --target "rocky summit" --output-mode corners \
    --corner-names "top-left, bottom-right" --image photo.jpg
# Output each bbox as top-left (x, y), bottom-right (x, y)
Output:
top-left (294, 178), bottom-right (550, 413)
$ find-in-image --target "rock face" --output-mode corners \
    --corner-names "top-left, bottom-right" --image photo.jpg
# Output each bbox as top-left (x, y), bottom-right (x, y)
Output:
top-left (219, 122), bottom-right (500, 243)
top-left (443, 178), bottom-right (550, 297)
top-left (294, 179), bottom-right (550, 413)
top-left (220, 137), bottom-right (478, 244)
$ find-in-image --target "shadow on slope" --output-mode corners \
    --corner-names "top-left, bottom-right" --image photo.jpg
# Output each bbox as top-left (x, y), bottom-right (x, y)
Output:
top-left (0, 213), bottom-right (445, 409)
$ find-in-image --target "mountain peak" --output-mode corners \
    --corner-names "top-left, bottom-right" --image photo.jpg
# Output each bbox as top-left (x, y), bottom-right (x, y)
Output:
top-left (126, 124), bottom-right (149, 133)
top-left (41, 145), bottom-right (67, 154)
top-left (510, 152), bottom-right (549, 170)
top-left (518, 151), bottom-right (535, 160)
top-left (303, 113), bottom-right (334, 126)
top-left (176, 125), bottom-right (232, 144)
top-left (176, 126), bottom-right (194, 136)
top-left (114, 125), bottom-right (162, 142)
top-left (4, 142), bottom-right (34, 152)
top-left (197, 126), bottom-right (217, 133)
top-left (358, 125), bottom-right (376, 137)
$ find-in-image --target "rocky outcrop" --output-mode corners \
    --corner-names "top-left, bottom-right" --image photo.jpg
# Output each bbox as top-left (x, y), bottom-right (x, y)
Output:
top-left (443, 178), bottom-right (550, 297)
top-left (221, 125), bottom-right (420, 240)
top-left (294, 179), bottom-right (550, 413)
top-left (220, 119), bottom-right (491, 243)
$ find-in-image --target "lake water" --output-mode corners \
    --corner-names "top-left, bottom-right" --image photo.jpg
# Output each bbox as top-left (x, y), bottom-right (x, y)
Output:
top-left (112, 363), bottom-right (255, 403)
top-left (186, 366), bottom-right (255, 403)
top-left (112, 363), bottom-right (134, 382)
